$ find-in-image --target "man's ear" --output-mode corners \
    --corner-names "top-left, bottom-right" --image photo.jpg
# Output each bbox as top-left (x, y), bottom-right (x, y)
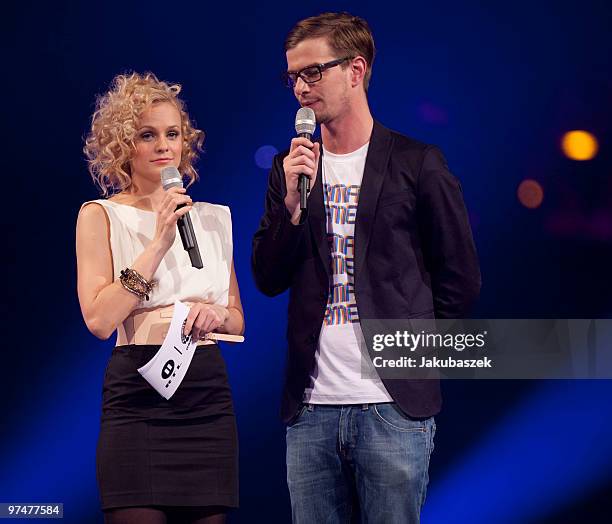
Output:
top-left (350, 56), bottom-right (367, 88)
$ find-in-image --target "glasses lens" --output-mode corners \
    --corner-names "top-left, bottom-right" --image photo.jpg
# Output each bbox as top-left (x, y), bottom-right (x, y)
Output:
top-left (283, 72), bottom-right (297, 88)
top-left (300, 66), bottom-right (322, 84)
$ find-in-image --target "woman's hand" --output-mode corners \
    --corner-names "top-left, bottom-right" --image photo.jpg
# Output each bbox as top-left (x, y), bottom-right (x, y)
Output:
top-left (183, 303), bottom-right (230, 340)
top-left (152, 187), bottom-right (193, 252)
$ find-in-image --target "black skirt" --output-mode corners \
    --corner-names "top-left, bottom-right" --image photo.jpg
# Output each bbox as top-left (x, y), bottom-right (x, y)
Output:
top-left (96, 344), bottom-right (238, 510)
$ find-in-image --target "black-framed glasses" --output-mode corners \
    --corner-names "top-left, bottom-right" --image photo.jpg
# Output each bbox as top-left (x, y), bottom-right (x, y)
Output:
top-left (282, 57), bottom-right (354, 88)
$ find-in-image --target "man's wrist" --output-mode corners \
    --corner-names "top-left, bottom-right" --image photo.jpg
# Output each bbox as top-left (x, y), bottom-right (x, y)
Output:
top-left (289, 208), bottom-right (302, 225)
top-left (284, 196), bottom-right (302, 225)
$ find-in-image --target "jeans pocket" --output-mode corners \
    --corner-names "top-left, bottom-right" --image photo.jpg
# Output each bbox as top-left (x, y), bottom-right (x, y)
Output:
top-left (286, 404), bottom-right (308, 428)
top-left (373, 403), bottom-right (429, 432)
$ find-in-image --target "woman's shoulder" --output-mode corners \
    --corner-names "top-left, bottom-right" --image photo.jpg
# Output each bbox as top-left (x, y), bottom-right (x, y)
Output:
top-left (78, 198), bottom-right (109, 219)
top-left (80, 196), bottom-right (125, 214)
top-left (77, 199), bottom-right (111, 235)
top-left (192, 202), bottom-right (233, 238)
top-left (193, 201), bottom-right (231, 219)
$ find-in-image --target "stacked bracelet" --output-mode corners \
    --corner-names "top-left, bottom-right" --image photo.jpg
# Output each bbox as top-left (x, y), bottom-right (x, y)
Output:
top-left (119, 268), bottom-right (155, 301)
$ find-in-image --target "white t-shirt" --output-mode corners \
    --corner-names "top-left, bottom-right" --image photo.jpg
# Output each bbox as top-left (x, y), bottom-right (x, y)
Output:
top-left (303, 143), bottom-right (393, 404)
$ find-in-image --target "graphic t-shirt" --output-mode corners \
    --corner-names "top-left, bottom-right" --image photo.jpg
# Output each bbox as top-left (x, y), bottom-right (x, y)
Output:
top-left (303, 142), bottom-right (393, 404)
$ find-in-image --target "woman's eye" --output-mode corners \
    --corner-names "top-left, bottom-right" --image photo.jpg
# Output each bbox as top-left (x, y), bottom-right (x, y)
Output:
top-left (140, 132), bottom-right (154, 140)
top-left (168, 130), bottom-right (180, 139)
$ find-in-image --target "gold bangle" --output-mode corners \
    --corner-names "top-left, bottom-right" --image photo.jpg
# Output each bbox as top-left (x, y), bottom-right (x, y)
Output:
top-left (119, 268), bottom-right (155, 301)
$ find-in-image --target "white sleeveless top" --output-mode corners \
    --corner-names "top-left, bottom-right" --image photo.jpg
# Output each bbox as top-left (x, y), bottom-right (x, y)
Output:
top-left (80, 200), bottom-right (233, 308)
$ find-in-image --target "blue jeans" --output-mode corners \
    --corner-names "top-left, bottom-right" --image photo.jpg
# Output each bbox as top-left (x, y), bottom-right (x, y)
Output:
top-left (286, 403), bottom-right (435, 524)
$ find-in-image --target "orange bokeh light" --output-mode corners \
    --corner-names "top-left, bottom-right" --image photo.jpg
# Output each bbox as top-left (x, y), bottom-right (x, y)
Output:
top-left (518, 179), bottom-right (544, 209)
top-left (561, 130), bottom-right (599, 161)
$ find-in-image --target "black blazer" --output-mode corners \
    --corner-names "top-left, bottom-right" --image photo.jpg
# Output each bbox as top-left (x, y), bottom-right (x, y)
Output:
top-left (252, 121), bottom-right (481, 423)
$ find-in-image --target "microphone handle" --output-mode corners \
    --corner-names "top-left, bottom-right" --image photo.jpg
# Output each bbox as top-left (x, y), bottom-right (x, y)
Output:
top-left (298, 131), bottom-right (313, 211)
top-left (176, 204), bottom-right (204, 269)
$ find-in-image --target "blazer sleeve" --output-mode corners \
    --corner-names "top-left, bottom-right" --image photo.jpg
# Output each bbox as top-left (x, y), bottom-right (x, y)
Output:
top-left (251, 151), bottom-right (307, 297)
top-left (416, 146), bottom-right (481, 318)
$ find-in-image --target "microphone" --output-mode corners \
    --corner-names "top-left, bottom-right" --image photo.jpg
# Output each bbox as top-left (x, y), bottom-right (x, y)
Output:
top-left (294, 107), bottom-right (317, 211)
top-left (160, 166), bottom-right (203, 269)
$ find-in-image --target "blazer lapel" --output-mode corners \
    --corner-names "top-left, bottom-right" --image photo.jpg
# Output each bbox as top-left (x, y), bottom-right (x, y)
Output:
top-left (354, 121), bottom-right (394, 279)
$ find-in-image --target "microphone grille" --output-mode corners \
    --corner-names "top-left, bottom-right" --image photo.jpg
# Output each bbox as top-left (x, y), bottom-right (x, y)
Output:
top-left (160, 166), bottom-right (183, 190)
top-left (295, 107), bottom-right (316, 135)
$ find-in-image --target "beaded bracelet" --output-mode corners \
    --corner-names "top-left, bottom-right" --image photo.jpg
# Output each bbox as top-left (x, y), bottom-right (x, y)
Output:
top-left (119, 268), bottom-right (155, 301)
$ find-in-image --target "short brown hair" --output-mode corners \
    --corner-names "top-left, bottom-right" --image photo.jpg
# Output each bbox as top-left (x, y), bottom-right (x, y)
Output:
top-left (285, 12), bottom-right (376, 92)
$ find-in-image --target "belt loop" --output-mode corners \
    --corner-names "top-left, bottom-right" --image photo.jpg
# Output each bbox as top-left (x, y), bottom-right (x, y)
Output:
top-left (306, 404), bottom-right (314, 412)
top-left (361, 403), bottom-right (369, 411)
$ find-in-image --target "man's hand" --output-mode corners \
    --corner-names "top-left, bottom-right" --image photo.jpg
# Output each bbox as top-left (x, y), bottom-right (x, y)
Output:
top-left (283, 137), bottom-right (321, 224)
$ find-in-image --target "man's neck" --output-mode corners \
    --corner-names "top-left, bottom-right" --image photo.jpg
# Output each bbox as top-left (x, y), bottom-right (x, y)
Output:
top-left (321, 103), bottom-right (374, 155)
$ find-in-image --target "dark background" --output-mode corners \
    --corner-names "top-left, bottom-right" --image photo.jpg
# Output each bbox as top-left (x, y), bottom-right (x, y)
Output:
top-left (1, 1), bottom-right (611, 522)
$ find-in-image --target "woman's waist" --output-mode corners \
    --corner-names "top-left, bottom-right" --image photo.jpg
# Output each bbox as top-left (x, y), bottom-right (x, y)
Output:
top-left (116, 302), bottom-right (212, 346)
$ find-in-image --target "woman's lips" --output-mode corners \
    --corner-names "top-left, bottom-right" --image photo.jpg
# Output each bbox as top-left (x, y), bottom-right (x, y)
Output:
top-left (152, 158), bottom-right (172, 163)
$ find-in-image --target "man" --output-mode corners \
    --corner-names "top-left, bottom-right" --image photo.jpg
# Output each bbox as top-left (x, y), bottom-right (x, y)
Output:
top-left (252, 12), bottom-right (480, 523)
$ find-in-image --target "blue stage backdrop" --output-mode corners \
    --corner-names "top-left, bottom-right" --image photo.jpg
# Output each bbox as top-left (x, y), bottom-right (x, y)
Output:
top-left (2, 1), bottom-right (611, 522)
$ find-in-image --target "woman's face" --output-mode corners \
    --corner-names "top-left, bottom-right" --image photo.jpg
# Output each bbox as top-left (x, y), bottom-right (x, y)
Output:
top-left (130, 101), bottom-right (183, 184)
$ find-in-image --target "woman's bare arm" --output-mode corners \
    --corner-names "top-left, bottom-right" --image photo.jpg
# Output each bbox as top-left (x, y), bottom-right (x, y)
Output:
top-left (76, 188), bottom-right (193, 340)
top-left (219, 261), bottom-right (245, 336)
top-left (76, 203), bottom-right (167, 340)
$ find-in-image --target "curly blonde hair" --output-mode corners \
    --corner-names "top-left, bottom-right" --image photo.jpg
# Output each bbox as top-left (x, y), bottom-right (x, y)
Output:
top-left (84, 72), bottom-right (204, 196)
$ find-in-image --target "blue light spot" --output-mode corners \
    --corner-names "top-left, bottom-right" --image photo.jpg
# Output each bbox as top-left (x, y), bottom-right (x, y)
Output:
top-left (255, 145), bottom-right (278, 169)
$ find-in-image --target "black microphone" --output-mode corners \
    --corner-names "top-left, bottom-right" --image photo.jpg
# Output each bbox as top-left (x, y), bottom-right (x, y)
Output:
top-left (160, 167), bottom-right (203, 269)
top-left (294, 107), bottom-right (317, 211)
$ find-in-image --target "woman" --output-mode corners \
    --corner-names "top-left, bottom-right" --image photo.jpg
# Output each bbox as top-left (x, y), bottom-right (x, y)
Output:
top-left (77, 72), bottom-right (244, 524)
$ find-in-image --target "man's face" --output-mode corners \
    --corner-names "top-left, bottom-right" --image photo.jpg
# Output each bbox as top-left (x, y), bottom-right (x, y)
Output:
top-left (286, 37), bottom-right (351, 125)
